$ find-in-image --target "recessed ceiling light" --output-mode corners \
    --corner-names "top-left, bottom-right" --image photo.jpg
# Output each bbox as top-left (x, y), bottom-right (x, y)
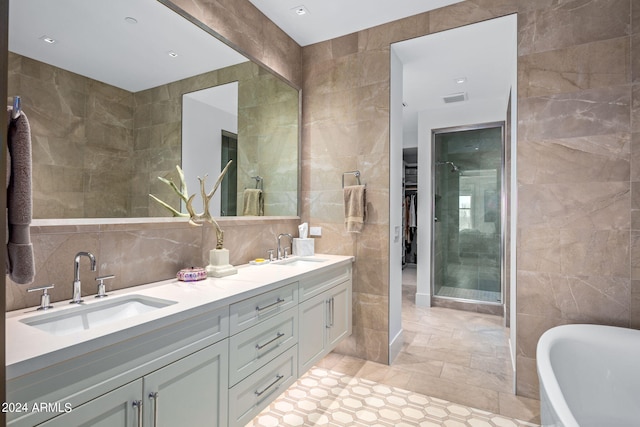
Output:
top-left (454, 77), bottom-right (467, 84)
top-left (168, 51), bottom-right (178, 58)
top-left (124, 17), bottom-right (138, 25)
top-left (39, 35), bottom-right (56, 44)
top-left (291, 5), bottom-right (309, 16)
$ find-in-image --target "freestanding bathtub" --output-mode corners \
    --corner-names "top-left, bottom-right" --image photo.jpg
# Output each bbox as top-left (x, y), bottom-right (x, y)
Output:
top-left (536, 324), bottom-right (640, 427)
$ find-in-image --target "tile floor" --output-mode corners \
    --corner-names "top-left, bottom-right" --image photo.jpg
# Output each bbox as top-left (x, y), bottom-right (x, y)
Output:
top-left (249, 367), bottom-right (538, 427)
top-left (248, 267), bottom-right (540, 426)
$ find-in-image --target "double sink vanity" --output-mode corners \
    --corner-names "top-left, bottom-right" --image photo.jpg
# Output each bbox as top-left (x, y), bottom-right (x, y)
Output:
top-left (6, 254), bottom-right (354, 427)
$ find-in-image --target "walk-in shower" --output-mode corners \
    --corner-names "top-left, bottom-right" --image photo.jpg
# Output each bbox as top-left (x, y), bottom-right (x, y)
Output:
top-left (432, 124), bottom-right (504, 305)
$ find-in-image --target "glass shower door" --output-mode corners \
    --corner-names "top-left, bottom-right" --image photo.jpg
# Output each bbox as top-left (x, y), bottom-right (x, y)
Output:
top-left (432, 125), bottom-right (503, 304)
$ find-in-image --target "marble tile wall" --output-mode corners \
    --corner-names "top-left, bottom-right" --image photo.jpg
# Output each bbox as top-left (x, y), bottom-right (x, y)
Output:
top-left (236, 67), bottom-right (299, 216)
top-left (516, 0), bottom-right (635, 399)
top-left (301, 0), bottom-right (638, 399)
top-left (10, 52), bottom-right (298, 219)
top-left (8, 53), bottom-right (135, 218)
top-left (133, 61), bottom-right (297, 217)
top-left (5, 217), bottom-right (298, 311)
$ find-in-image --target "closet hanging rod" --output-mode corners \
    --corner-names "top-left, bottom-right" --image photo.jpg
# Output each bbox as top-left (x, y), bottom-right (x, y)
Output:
top-left (342, 170), bottom-right (362, 188)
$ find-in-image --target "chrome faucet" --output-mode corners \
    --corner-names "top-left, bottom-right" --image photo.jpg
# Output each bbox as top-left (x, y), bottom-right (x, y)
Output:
top-left (71, 251), bottom-right (97, 304)
top-left (277, 233), bottom-right (293, 260)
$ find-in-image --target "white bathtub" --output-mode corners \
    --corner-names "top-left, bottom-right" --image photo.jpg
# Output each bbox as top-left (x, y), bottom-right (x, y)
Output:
top-left (536, 324), bottom-right (640, 427)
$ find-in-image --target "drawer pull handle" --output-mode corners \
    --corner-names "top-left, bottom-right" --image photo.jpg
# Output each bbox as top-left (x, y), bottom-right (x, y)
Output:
top-left (256, 297), bottom-right (285, 313)
top-left (149, 392), bottom-right (159, 427)
top-left (255, 374), bottom-right (284, 397)
top-left (132, 400), bottom-right (143, 427)
top-left (256, 332), bottom-right (285, 350)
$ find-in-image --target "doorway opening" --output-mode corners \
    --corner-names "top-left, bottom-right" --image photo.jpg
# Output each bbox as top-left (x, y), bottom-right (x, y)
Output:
top-left (431, 123), bottom-right (504, 306)
top-left (220, 130), bottom-right (238, 216)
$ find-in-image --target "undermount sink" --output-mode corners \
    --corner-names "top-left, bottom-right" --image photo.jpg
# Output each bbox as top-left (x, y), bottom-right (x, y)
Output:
top-left (272, 257), bottom-right (329, 267)
top-left (20, 295), bottom-right (177, 336)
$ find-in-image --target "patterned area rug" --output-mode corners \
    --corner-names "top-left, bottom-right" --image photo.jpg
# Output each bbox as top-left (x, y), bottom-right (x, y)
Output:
top-left (247, 367), bottom-right (539, 426)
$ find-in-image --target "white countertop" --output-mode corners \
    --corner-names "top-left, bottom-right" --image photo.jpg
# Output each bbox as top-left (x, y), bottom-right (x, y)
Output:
top-left (6, 254), bottom-right (354, 380)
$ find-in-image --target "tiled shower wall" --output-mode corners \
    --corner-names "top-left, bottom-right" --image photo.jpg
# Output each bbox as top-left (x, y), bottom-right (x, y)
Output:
top-left (300, 0), bottom-right (639, 398)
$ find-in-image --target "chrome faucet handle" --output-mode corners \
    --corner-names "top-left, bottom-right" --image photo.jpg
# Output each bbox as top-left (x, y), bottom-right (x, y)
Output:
top-left (267, 249), bottom-right (275, 262)
top-left (284, 247), bottom-right (290, 258)
top-left (28, 284), bottom-right (55, 310)
top-left (95, 275), bottom-right (115, 298)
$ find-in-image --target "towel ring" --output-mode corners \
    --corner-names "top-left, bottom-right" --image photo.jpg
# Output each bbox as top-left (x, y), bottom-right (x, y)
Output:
top-left (342, 170), bottom-right (362, 188)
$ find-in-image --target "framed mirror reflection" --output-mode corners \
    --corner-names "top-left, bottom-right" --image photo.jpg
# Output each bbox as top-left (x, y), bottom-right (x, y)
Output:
top-left (7, 0), bottom-right (300, 219)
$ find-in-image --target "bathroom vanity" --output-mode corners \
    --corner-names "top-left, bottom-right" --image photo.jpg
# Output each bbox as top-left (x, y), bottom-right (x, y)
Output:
top-left (5, 254), bottom-right (353, 427)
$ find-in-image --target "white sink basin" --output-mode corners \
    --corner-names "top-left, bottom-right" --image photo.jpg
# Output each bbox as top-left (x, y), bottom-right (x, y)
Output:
top-left (272, 257), bottom-right (329, 267)
top-left (20, 295), bottom-right (177, 336)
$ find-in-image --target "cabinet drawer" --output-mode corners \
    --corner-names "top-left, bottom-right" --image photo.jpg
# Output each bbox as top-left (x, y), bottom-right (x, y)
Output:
top-left (229, 308), bottom-right (297, 386)
top-left (298, 263), bottom-right (351, 302)
top-left (228, 345), bottom-right (297, 427)
top-left (229, 282), bottom-right (298, 334)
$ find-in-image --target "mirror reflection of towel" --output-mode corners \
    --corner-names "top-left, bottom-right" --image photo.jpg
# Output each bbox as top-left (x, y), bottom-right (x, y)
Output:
top-left (6, 108), bottom-right (36, 284)
top-left (344, 185), bottom-right (366, 233)
top-left (243, 189), bottom-right (264, 216)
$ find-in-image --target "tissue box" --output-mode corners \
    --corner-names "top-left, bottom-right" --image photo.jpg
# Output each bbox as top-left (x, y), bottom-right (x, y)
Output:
top-left (293, 238), bottom-right (314, 256)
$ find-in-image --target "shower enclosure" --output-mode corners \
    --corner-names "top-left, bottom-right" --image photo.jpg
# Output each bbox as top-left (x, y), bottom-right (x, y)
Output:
top-left (432, 123), bottom-right (504, 305)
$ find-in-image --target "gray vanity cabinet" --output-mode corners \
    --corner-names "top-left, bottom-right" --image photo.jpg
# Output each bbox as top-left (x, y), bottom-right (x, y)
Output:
top-left (7, 256), bottom-right (353, 427)
top-left (298, 265), bottom-right (352, 373)
top-left (38, 380), bottom-right (141, 427)
top-left (38, 340), bottom-right (228, 427)
top-left (142, 339), bottom-right (228, 427)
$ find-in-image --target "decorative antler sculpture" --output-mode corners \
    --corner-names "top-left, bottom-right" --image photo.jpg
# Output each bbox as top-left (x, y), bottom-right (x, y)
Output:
top-left (150, 160), bottom-right (233, 250)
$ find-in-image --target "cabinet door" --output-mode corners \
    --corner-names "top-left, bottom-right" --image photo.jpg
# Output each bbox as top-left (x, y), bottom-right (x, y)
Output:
top-left (143, 339), bottom-right (228, 427)
top-left (326, 280), bottom-right (352, 350)
top-left (38, 380), bottom-right (142, 427)
top-left (298, 292), bottom-right (328, 373)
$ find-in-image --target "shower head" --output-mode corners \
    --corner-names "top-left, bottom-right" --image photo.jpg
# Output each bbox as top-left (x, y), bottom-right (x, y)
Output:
top-left (436, 161), bottom-right (461, 173)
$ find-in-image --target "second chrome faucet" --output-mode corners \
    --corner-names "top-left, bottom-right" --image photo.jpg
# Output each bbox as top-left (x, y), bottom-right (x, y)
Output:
top-left (71, 251), bottom-right (96, 304)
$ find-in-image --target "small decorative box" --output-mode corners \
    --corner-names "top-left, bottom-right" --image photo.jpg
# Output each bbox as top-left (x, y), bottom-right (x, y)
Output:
top-left (177, 267), bottom-right (207, 282)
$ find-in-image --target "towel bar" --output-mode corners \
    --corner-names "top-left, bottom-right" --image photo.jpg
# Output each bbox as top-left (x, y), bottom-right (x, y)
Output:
top-left (342, 170), bottom-right (362, 188)
top-left (251, 175), bottom-right (263, 190)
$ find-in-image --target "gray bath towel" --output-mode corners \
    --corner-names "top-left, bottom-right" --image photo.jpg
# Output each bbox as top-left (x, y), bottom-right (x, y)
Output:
top-left (6, 107), bottom-right (35, 284)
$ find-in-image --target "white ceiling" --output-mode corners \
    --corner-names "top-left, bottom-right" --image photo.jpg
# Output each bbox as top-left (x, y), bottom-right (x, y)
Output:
top-left (247, 0), bottom-right (464, 47)
top-left (9, 0), bottom-right (247, 92)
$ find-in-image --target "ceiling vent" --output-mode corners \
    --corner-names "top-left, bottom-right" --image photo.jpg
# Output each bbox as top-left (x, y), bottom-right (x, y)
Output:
top-left (442, 92), bottom-right (467, 104)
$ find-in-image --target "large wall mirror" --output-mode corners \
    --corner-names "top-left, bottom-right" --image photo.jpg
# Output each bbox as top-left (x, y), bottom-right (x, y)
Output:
top-left (7, 0), bottom-right (299, 219)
